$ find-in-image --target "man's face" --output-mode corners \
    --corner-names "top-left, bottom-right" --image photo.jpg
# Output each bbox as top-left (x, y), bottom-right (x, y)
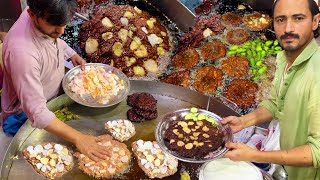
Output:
top-left (28, 9), bottom-right (66, 39)
top-left (273, 0), bottom-right (319, 52)
top-left (34, 17), bottom-right (66, 39)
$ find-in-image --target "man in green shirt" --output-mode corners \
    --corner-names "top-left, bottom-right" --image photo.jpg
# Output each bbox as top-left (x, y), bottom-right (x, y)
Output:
top-left (222, 0), bottom-right (320, 179)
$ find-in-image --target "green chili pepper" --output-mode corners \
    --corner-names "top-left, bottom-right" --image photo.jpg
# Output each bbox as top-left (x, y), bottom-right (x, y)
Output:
top-left (263, 46), bottom-right (269, 51)
top-left (247, 50), bottom-right (252, 57)
top-left (245, 41), bottom-right (252, 46)
top-left (275, 46), bottom-right (282, 51)
top-left (252, 76), bottom-right (260, 81)
top-left (256, 60), bottom-right (263, 67)
top-left (254, 39), bottom-right (261, 43)
top-left (243, 44), bottom-right (251, 49)
top-left (256, 45), bottom-right (263, 51)
top-left (274, 39), bottom-right (279, 46)
top-left (236, 48), bottom-right (246, 53)
top-left (241, 52), bottom-right (246, 56)
top-left (261, 50), bottom-right (266, 58)
top-left (253, 69), bottom-right (257, 74)
top-left (227, 51), bottom-right (237, 55)
top-left (268, 49), bottom-right (274, 55)
top-left (265, 40), bottom-right (273, 47)
top-left (258, 66), bottom-right (268, 74)
top-left (252, 50), bottom-right (257, 57)
top-left (249, 58), bottom-right (256, 67)
top-left (230, 45), bottom-right (239, 51)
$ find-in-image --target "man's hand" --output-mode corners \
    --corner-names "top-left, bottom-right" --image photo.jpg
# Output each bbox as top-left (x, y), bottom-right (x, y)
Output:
top-left (224, 142), bottom-right (258, 161)
top-left (221, 116), bottom-right (245, 133)
top-left (70, 54), bottom-right (86, 70)
top-left (45, 118), bottom-right (110, 162)
top-left (74, 134), bottom-right (110, 162)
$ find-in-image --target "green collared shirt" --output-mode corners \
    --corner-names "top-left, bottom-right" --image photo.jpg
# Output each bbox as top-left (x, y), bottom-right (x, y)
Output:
top-left (259, 39), bottom-right (320, 180)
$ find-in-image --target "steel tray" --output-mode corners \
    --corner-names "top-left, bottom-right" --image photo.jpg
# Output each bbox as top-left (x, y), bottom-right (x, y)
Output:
top-left (0, 80), bottom-right (240, 180)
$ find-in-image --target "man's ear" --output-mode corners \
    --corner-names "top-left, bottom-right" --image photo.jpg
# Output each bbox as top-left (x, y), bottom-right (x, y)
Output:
top-left (27, 8), bottom-right (37, 21)
top-left (312, 13), bottom-right (320, 31)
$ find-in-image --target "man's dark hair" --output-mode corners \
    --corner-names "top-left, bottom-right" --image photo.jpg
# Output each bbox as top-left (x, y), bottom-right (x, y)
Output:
top-left (272, 0), bottom-right (320, 38)
top-left (27, 0), bottom-right (78, 26)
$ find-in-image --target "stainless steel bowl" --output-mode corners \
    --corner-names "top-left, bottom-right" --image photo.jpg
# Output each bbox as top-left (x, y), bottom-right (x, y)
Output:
top-left (62, 63), bottom-right (130, 107)
top-left (155, 108), bottom-right (233, 163)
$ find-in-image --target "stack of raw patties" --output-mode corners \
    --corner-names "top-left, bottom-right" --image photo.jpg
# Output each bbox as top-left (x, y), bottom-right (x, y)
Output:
top-left (126, 92), bottom-right (158, 122)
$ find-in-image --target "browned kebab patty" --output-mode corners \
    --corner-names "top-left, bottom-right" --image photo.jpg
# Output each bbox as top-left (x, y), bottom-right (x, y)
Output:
top-left (160, 70), bottom-right (191, 87)
top-left (226, 29), bottom-right (249, 45)
top-left (221, 56), bottom-right (250, 78)
top-left (127, 108), bottom-right (145, 122)
top-left (223, 79), bottom-right (258, 108)
top-left (130, 92), bottom-right (157, 111)
top-left (127, 93), bottom-right (140, 107)
top-left (134, 108), bottom-right (158, 120)
top-left (171, 48), bottom-right (199, 70)
top-left (221, 13), bottom-right (243, 26)
top-left (201, 41), bottom-right (226, 60)
top-left (164, 117), bottom-right (224, 158)
top-left (126, 92), bottom-right (158, 122)
top-left (193, 66), bottom-right (223, 94)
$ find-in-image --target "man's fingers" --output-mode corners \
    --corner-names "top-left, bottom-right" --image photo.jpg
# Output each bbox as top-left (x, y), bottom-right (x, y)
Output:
top-left (96, 146), bottom-right (110, 156)
top-left (91, 150), bottom-right (108, 161)
top-left (95, 134), bottom-right (112, 142)
top-left (221, 116), bottom-right (236, 124)
top-left (87, 152), bottom-right (101, 162)
top-left (225, 142), bottom-right (239, 149)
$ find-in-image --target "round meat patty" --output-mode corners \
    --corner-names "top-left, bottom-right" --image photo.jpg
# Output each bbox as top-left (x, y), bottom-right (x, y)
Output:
top-left (134, 108), bottom-right (158, 120)
top-left (171, 48), bottom-right (199, 70)
top-left (127, 108), bottom-right (145, 122)
top-left (201, 41), bottom-right (226, 60)
top-left (226, 29), bottom-right (249, 45)
top-left (133, 93), bottom-right (157, 111)
top-left (221, 13), bottom-right (243, 26)
top-left (127, 93), bottom-right (141, 107)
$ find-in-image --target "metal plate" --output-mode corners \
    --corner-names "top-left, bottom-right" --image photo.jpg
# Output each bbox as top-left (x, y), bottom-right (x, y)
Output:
top-left (1, 80), bottom-right (240, 180)
top-left (155, 108), bottom-right (233, 163)
top-left (62, 63), bottom-right (130, 107)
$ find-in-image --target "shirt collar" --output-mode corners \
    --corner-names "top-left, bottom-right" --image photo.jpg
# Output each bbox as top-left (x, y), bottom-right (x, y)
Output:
top-left (276, 38), bottom-right (318, 67)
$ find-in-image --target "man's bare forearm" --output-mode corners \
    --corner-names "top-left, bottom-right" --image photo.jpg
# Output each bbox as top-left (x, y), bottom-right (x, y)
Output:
top-left (44, 118), bottom-right (82, 144)
top-left (241, 107), bottom-right (273, 128)
top-left (253, 144), bottom-right (313, 166)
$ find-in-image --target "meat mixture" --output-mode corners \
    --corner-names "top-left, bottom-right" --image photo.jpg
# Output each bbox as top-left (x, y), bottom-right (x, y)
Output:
top-left (22, 143), bottom-right (73, 179)
top-left (132, 140), bottom-right (178, 178)
top-left (221, 56), bottom-right (250, 78)
top-left (75, 135), bottom-right (131, 179)
top-left (79, 5), bottom-right (170, 77)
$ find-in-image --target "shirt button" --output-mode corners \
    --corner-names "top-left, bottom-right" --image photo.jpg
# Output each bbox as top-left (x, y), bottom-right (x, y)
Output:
top-left (281, 97), bottom-right (285, 100)
top-left (284, 82), bottom-right (288, 86)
